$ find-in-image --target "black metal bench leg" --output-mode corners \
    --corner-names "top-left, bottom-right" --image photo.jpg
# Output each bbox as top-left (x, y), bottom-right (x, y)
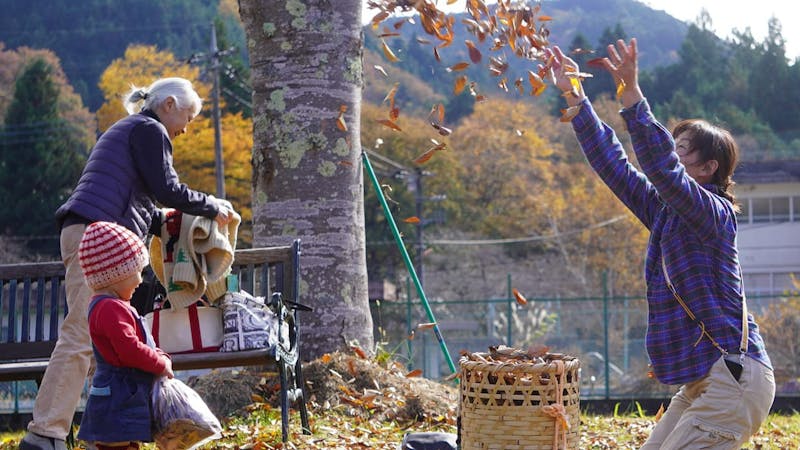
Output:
top-left (278, 359), bottom-right (290, 443)
top-left (295, 358), bottom-right (311, 435)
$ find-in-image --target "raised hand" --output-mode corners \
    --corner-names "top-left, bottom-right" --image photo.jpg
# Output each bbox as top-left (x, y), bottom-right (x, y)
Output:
top-left (545, 46), bottom-right (586, 106)
top-left (600, 38), bottom-right (644, 108)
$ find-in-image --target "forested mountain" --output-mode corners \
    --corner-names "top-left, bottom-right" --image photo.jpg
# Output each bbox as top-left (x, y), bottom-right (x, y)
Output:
top-left (0, 0), bottom-right (222, 110)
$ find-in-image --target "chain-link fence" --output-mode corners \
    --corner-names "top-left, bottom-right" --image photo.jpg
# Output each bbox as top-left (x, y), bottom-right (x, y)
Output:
top-left (371, 282), bottom-right (800, 400)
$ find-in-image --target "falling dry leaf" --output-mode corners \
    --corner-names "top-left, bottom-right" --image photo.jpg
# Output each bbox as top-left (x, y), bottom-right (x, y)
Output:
top-left (528, 70), bottom-right (546, 96)
top-left (560, 105), bottom-right (582, 122)
top-left (586, 57), bottom-right (605, 68)
top-left (465, 40), bottom-right (482, 63)
top-left (336, 104), bottom-right (347, 132)
top-left (453, 75), bottom-right (468, 95)
top-left (417, 322), bottom-right (437, 330)
top-left (447, 61), bottom-right (470, 72)
top-left (512, 288), bottom-right (528, 305)
top-left (377, 118), bottom-right (403, 132)
top-left (403, 216), bottom-right (421, 224)
top-left (382, 83), bottom-right (399, 106)
top-left (373, 65), bottom-right (388, 77)
top-left (655, 403), bottom-right (666, 422)
top-left (616, 78), bottom-right (626, 99)
top-left (380, 39), bottom-right (400, 62)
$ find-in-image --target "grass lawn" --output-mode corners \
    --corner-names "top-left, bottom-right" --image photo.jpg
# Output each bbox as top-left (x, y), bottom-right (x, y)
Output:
top-left (1, 410), bottom-right (798, 449)
top-left (1, 351), bottom-right (797, 449)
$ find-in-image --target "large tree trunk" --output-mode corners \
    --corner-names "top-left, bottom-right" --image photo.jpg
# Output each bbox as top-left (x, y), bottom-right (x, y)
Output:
top-left (238, 0), bottom-right (373, 359)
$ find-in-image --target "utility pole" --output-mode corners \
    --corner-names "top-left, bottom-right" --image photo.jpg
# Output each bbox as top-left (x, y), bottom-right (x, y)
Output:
top-left (210, 23), bottom-right (225, 199)
top-left (188, 24), bottom-right (236, 199)
top-left (415, 168), bottom-right (425, 288)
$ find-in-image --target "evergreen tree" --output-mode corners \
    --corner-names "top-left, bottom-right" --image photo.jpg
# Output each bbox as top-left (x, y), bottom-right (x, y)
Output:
top-left (584, 24), bottom-right (627, 101)
top-left (0, 58), bottom-right (86, 248)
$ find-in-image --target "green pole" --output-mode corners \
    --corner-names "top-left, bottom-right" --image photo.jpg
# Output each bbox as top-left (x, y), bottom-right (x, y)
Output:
top-left (362, 151), bottom-right (457, 375)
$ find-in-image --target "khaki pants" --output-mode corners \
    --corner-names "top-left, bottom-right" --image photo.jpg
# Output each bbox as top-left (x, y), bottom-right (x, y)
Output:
top-left (641, 355), bottom-right (775, 449)
top-left (27, 224), bottom-right (94, 440)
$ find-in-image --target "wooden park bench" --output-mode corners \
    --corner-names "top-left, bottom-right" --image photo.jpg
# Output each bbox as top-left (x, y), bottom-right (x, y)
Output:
top-left (0, 240), bottom-right (311, 442)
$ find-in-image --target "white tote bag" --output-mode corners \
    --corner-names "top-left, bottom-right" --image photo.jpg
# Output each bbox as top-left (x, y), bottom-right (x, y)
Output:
top-left (144, 302), bottom-right (223, 354)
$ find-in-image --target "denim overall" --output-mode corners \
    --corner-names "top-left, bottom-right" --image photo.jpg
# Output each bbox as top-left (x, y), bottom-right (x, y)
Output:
top-left (77, 296), bottom-right (157, 443)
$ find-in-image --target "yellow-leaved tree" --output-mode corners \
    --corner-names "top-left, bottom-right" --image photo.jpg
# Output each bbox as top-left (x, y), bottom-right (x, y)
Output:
top-left (96, 44), bottom-right (253, 239)
top-left (96, 45), bottom-right (207, 132)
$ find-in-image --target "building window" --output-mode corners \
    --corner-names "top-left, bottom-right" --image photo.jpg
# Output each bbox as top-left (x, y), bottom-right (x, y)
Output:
top-left (772, 197), bottom-right (791, 222)
top-left (751, 198), bottom-right (771, 223)
top-left (743, 196), bottom-right (796, 223)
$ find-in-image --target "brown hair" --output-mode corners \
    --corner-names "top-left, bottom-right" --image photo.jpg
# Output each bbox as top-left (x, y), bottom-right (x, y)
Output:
top-left (672, 119), bottom-right (739, 210)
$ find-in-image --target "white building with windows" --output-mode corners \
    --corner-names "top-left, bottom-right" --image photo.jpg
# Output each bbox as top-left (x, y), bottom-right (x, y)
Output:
top-left (734, 161), bottom-right (800, 309)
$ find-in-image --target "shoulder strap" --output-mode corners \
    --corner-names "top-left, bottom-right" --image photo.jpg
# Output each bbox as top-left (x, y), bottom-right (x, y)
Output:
top-left (661, 257), bottom-right (730, 356)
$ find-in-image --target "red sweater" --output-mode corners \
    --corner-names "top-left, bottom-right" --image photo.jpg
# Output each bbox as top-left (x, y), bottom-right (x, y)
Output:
top-left (88, 297), bottom-right (169, 374)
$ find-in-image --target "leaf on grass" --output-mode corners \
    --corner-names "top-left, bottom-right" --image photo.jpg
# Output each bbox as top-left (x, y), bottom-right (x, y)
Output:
top-left (321, 353), bottom-right (332, 363)
top-left (351, 345), bottom-right (367, 359)
top-left (405, 369), bottom-right (423, 378)
top-left (380, 39), bottom-right (400, 62)
top-left (512, 288), bottom-right (528, 305)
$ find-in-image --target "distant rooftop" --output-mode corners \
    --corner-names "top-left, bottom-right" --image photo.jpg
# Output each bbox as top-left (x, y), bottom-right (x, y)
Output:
top-left (734, 160), bottom-right (800, 184)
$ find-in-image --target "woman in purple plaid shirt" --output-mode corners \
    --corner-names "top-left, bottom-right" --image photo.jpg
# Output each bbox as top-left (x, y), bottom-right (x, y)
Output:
top-left (547, 39), bottom-right (775, 449)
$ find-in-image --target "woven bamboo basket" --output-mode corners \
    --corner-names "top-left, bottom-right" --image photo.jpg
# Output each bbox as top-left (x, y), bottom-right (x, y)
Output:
top-left (458, 352), bottom-right (580, 450)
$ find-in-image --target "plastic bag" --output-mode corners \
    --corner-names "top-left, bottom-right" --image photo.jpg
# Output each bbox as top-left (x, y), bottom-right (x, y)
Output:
top-left (151, 377), bottom-right (222, 450)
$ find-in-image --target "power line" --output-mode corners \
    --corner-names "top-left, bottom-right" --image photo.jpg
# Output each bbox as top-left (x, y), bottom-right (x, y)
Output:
top-left (426, 215), bottom-right (627, 246)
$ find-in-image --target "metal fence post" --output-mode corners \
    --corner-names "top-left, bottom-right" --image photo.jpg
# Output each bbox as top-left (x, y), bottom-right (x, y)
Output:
top-left (506, 274), bottom-right (513, 346)
top-left (603, 271), bottom-right (611, 399)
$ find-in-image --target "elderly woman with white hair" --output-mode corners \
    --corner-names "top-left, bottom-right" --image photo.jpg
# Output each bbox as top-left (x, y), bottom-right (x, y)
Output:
top-left (20, 77), bottom-right (234, 450)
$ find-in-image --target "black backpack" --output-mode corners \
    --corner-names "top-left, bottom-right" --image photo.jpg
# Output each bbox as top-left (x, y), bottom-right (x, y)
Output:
top-left (130, 264), bottom-right (166, 316)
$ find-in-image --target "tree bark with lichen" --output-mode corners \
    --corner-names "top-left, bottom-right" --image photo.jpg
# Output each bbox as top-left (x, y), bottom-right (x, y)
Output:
top-left (238, 0), bottom-right (373, 359)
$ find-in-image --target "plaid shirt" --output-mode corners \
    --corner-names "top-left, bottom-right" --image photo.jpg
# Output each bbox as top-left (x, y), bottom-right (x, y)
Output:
top-left (572, 98), bottom-right (772, 385)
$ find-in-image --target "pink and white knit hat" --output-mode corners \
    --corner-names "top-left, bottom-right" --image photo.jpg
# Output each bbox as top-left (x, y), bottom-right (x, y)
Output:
top-left (78, 221), bottom-right (149, 290)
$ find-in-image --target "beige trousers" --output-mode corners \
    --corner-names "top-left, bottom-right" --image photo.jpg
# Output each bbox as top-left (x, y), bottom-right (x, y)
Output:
top-left (641, 355), bottom-right (775, 449)
top-left (27, 224), bottom-right (94, 440)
